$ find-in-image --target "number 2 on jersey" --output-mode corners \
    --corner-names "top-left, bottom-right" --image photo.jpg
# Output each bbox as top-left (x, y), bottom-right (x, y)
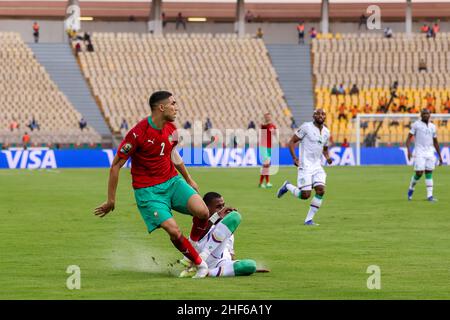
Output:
top-left (160, 142), bottom-right (165, 156)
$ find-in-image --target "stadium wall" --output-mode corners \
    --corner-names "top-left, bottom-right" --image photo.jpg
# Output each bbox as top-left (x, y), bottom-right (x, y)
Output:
top-left (0, 147), bottom-right (448, 169)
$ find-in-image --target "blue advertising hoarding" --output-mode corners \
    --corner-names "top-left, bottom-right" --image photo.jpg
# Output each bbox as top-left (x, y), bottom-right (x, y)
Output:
top-left (0, 147), bottom-right (448, 169)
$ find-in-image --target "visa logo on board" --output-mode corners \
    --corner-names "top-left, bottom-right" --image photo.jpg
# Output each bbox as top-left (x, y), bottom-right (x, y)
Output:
top-left (1, 149), bottom-right (57, 169)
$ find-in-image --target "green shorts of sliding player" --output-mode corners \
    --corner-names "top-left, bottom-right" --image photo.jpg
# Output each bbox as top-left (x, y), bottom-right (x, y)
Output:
top-left (134, 175), bottom-right (197, 233)
top-left (259, 147), bottom-right (272, 164)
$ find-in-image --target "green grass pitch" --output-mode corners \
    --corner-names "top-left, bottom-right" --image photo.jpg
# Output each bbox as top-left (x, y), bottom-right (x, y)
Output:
top-left (0, 166), bottom-right (449, 299)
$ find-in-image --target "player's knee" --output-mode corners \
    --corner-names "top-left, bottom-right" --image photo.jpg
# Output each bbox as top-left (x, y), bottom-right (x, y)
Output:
top-left (167, 226), bottom-right (182, 241)
top-left (221, 211), bottom-right (241, 233)
top-left (315, 187), bottom-right (325, 196)
top-left (235, 259), bottom-right (256, 276)
top-left (415, 171), bottom-right (424, 177)
top-left (300, 191), bottom-right (311, 200)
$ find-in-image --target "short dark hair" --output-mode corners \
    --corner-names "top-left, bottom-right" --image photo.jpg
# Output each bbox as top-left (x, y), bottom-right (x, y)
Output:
top-left (203, 192), bottom-right (222, 206)
top-left (148, 91), bottom-right (172, 110)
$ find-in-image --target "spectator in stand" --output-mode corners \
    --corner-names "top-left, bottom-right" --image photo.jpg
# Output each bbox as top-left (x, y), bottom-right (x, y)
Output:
top-left (363, 103), bottom-right (373, 114)
top-left (432, 22), bottom-right (440, 37)
top-left (341, 138), bottom-right (350, 148)
top-left (247, 120), bottom-right (256, 130)
top-left (79, 118), bottom-right (87, 131)
top-left (297, 21), bottom-right (305, 44)
top-left (245, 10), bottom-right (254, 23)
top-left (74, 41), bottom-right (82, 56)
top-left (22, 132), bottom-right (30, 150)
top-left (408, 105), bottom-right (419, 114)
top-left (27, 117), bottom-right (40, 131)
top-left (384, 27), bottom-right (393, 38)
top-left (425, 93), bottom-right (436, 106)
top-left (120, 118), bottom-right (129, 131)
top-left (32, 21), bottom-right (40, 43)
top-left (183, 121), bottom-right (192, 130)
top-left (399, 94), bottom-right (408, 112)
top-left (256, 27), bottom-right (264, 39)
top-left (426, 27), bottom-right (434, 39)
top-left (331, 84), bottom-right (338, 95)
top-left (338, 103), bottom-right (347, 121)
top-left (290, 117), bottom-right (298, 129)
top-left (176, 12), bottom-right (186, 30)
top-left (358, 14), bottom-right (367, 30)
top-left (83, 31), bottom-right (91, 44)
top-left (426, 103), bottom-right (436, 114)
top-left (378, 96), bottom-right (387, 112)
top-left (309, 27), bottom-right (317, 39)
top-left (9, 118), bottom-right (20, 131)
top-left (337, 83), bottom-right (346, 95)
top-left (349, 84), bottom-right (360, 95)
top-left (419, 59), bottom-right (427, 72)
top-left (204, 117), bottom-right (212, 131)
top-left (86, 41), bottom-right (94, 52)
top-left (442, 97), bottom-right (450, 125)
top-left (351, 105), bottom-right (359, 120)
top-left (421, 24), bottom-right (430, 34)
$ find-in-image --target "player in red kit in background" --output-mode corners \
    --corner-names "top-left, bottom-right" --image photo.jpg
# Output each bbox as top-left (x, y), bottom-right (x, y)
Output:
top-left (259, 112), bottom-right (277, 188)
top-left (94, 91), bottom-right (210, 278)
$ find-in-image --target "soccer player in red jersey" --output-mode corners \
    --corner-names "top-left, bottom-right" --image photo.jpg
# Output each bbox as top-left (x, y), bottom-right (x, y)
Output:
top-left (94, 91), bottom-right (210, 278)
top-left (259, 112), bottom-right (277, 188)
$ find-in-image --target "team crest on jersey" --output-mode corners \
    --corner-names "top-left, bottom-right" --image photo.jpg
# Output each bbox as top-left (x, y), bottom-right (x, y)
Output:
top-left (120, 143), bottom-right (132, 154)
top-left (168, 135), bottom-right (173, 144)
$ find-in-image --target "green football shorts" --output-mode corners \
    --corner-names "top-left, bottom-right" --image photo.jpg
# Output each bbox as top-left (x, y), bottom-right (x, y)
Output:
top-left (260, 147), bottom-right (272, 163)
top-left (134, 175), bottom-right (197, 233)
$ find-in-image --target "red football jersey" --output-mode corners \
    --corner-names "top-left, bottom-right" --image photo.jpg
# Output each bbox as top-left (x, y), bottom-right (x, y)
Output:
top-left (117, 117), bottom-right (179, 189)
top-left (260, 123), bottom-right (277, 148)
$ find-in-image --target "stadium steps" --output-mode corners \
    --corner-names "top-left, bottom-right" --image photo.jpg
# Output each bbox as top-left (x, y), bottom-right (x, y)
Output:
top-left (27, 43), bottom-right (112, 143)
top-left (266, 44), bottom-right (314, 126)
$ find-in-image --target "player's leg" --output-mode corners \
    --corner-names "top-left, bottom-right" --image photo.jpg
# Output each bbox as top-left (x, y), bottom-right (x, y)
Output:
top-left (170, 176), bottom-right (210, 243)
top-left (408, 156), bottom-right (425, 200)
top-left (277, 169), bottom-right (312, 199)
top-left (201, 210), bottom-right (241, 257)
top-left (208, 259), bottom-right (257, 277)
top-left (425, 156), bottom-right (437, 201)
top-left (259, 147), bottom-right (271, 188)
top-left (304, 169), bottom-right (326, 225)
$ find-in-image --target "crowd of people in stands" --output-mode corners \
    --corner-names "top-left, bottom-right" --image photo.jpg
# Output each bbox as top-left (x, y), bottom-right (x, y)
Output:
top-left (330, 85), bottom-right (450, 124)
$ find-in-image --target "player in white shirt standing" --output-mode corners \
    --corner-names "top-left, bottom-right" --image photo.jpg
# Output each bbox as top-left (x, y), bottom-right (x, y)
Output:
top-left (276, 109), bottom-right (333, 226)
top-left (406, 109), bottom-right (443, 201)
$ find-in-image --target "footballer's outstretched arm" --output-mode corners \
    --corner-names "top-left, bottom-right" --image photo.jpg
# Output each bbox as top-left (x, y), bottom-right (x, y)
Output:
top-left (288, 135), bottom-right (301, 166)
top-left (322, 146), bottom-right (332, 165)
top-left (171, 148), bottom-right (199, 192)
top-left (405, 133), bottom-right (414, 161)
top-left (433, 137), bottom-right (443, 165)
top-left (94, 154), bottom-right (127, 217)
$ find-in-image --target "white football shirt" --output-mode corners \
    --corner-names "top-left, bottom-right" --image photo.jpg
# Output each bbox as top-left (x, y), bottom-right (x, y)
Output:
top-left (410, 120), bottom-right (436, 157)
top-left (295, 122), bottom-right (330, 170)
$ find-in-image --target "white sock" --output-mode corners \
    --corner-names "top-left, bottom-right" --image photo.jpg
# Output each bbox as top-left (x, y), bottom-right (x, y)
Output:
top-left (426, 179), bottom-right (433, 198)
top-left (208, 262), bottom-right (235, 277)
top-left (286, 183), bottom-right (301, 198)
top-left (305, 195), bottom-right (323, 222)
top-left (409, 175), bottom-right (421, 190)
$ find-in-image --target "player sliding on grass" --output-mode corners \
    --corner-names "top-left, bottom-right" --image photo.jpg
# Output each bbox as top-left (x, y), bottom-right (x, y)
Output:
top-left (179, 192), bottom-right (270, 277)
top-left (94, 91), bottom-right (210, 278)
top-left (277, 109), bottom-right (332, 226)
top-left (406, 108), bottom-right (443, 202)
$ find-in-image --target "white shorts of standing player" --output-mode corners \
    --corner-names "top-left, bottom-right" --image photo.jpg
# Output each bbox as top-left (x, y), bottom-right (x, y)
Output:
top-left (297, 167), bottom-right (327, 191)
top-left (413, 155), bottom-right (436, 171)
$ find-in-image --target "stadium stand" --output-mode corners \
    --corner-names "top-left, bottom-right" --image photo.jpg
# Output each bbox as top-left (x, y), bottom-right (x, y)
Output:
top-left (0, 32), bottom-right (102, 147)
top-left (312, 32), bottom-right (450, 145)
top-left (77, 32), bottom-right (292, 146)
